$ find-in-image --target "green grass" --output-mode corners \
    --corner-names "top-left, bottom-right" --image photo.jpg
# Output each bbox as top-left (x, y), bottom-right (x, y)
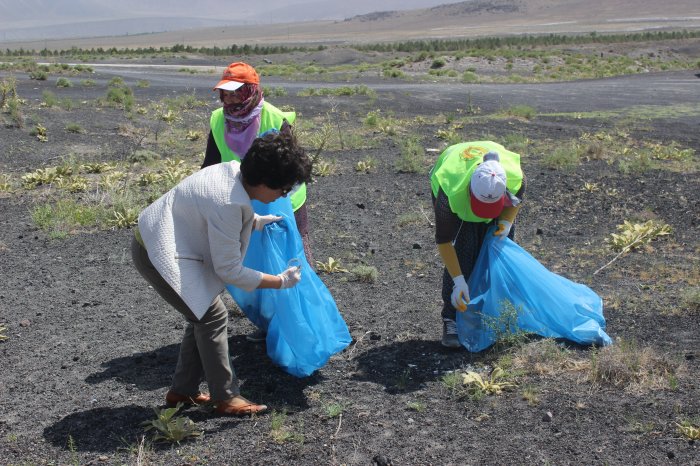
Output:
top-left (31, 199), bottom-right (104, 238)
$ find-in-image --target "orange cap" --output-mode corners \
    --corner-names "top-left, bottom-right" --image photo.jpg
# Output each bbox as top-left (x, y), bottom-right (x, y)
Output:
top-left (213, 62), bottom-right (260, 91)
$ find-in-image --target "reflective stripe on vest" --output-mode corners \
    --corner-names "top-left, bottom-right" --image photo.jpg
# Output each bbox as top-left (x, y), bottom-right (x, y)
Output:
top-left (430, 141), bottom-right (523, 222)
top-left (210, 102), bottom-right (306, 211)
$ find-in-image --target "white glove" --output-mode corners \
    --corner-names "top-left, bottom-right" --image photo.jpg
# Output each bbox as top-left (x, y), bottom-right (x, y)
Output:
top-left (254, 214), bottom-right (283, 231)
top-left (278, 266), bottom-right (301, 289)
top-left (450, 275), bottom-right (469, 312)
top-left (494, 220), bottom-right (512, 240)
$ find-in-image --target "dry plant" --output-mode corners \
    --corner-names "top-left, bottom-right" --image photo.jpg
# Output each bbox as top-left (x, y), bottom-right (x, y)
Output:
top-left (462, 366), bottom-right (517, 398)
top-left (316, 257), bottom-right (349, 274)
top-left (0, 323), bottom-right (8, 341)
top-left (595, 220), bottom-right (672, 275)
top-left (355, 157), bottom-right (377, 173)
top-left (511, 339), bottom-right (586, 375)
top-left (676, 421), bottom-right (700, 440)
top-left (0, 174), bottom-right (14, 192)
top-left (588, 340), bottom-right (681, 392)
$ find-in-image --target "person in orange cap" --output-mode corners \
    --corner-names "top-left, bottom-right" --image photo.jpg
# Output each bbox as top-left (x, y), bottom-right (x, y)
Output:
top-left (202, 62), bottom-right (312, 264)
top-left (202, 62), bottom-right (313, 342)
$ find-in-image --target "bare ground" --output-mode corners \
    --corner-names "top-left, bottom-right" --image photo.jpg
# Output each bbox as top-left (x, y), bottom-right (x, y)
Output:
top-left (0, 45), bottom-right (699, 465)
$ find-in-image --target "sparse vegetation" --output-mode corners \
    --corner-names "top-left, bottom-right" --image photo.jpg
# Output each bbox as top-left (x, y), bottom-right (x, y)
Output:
top-left (270, 410), bottom-right (304, 444)
top-left (316, 257), bottom-right (349, 274)
top-left (141, 403), bottom-right (202, 444)
top-left (589, 339), bottom-right (680, 391)
top-left (349, 265), bottom-right (378, 283)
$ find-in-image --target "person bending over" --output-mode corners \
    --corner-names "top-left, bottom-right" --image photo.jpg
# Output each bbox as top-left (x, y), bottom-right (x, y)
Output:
top-left (132, 130), bottom-right (311, 415)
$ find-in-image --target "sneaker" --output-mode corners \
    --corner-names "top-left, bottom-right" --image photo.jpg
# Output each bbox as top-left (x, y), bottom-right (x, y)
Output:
top-left (441, 319), bottom-right (460, 348)
top-left (246, 327), bottom-right (267, 343)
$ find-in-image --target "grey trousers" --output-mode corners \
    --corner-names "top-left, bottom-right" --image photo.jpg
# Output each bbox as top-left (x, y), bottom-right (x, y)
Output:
top-left (131, 237), bottom-right (239, 401)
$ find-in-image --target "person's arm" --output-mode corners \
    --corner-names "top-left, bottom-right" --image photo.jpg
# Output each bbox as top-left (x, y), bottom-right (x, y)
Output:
top-left (201, 131), bottom-right (222, 169)
top-left (207, 205), bottom-right (299, 291)
top-left (433, 188), bottom-right (470, 310)
top-left (495, 175), bottom-right (526, 238)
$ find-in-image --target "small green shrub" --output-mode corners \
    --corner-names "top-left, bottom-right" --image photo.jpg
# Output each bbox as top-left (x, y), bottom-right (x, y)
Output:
top-left (64, 123), bottom-right (83, 133)
top-left (395, 135), bottom-right (425, 173)
top-left (270, 410), bottom-right (304, 444)
top-left (430, 57), bottom-right (446, 69)
top-left (323, 402), bottom-right (345, 418)
top-left (462, 71), bottom-right (479, 83)
top-left (141, 403), bottom-right (202, 444)
top-left (481, 300), bottom-right (531, 351)
top-left (349, 265), bottom-right (378, 283)
top-left (105, 86), bottom-right (134, 111)
top-left (29, 70), bottom-right (48, 80)
top-left (383, 69), bottom-right (404, 78)
top-left (542, 142), bottom-right (581, 170)
top-left (681, 287), bottom-right (700, 314)
top-left (503, 105), bottom-right (536, 119)
top-left (42, 90), bottom-right (59, 108)
top-left (56, 77), bottom-right (72, 88)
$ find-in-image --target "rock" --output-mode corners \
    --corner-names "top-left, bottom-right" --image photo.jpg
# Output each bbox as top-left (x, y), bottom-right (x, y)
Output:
top-left (373, 454), bottom-right (393, 466)
top-left (19, 319), bottom-right (30, 327)
top-left (412, 243), bottom-right (422, 249)
top-left (542, 411), bottom-right (553, 422)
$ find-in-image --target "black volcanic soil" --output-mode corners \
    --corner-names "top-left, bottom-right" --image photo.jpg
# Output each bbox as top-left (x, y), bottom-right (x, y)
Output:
top-left (0, 50), bottom-right (699, 465)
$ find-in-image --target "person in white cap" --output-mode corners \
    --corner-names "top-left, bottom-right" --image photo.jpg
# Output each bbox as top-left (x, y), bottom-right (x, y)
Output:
top-left (429, 141), bottom-right (525, 348)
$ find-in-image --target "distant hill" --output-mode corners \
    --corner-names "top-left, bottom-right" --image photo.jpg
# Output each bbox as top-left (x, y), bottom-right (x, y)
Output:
top-left (0, 0), bottom-right (469, 42)
top-left (1, 0), bottom-right (699, 50)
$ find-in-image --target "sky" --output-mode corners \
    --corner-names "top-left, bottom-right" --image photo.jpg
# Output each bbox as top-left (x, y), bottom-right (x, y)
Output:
top-left (0, 0), bottom-right (467, 41)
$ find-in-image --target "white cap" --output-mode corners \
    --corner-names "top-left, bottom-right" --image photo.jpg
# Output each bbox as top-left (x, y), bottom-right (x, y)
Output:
top-left (469, 152), bottom-right (507, 218)
top-left (214, 81), bottom-right (245, 91)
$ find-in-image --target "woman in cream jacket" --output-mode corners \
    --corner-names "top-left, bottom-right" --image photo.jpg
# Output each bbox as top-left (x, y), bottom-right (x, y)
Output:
top-left (132, 130), bottom-right (311, 416)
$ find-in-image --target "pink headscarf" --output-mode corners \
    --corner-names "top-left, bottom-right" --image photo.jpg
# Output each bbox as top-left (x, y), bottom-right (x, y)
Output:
top-left (221, 84), bottom-right (264, 158)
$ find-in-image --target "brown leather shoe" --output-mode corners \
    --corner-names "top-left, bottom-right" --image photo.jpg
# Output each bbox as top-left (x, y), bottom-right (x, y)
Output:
top-left (215, 396), bottom-right (267, 416)
top-left (165, 390), bottom-right (211, 406)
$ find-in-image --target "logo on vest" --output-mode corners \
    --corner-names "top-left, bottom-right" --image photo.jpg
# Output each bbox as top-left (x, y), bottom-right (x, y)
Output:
top-left (460, 145), bottom-right (489, 160)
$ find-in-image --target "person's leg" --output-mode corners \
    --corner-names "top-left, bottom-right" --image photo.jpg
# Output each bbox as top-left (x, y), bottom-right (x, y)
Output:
top-left (131, 237), bottom-right (238, 399)
top-left (191, 295), bottom-right (239, 401)
top-left (440, 221), bottom-right (490, 347)
top-left (440, 221), bottom-right (490, 320)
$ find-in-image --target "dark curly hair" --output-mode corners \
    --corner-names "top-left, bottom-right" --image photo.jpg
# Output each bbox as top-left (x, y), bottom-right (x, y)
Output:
top-left (240, 127), bottom-right (312, 190)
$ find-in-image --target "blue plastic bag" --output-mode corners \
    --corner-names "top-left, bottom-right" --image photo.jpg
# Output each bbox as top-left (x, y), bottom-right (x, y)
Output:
top-left (227, 197), bottom-right (351, 377)
top-left (457, 227), bottom-right (612, 352)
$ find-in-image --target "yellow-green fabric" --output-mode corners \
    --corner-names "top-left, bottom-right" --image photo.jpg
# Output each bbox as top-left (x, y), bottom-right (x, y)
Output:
top-left (430, 141), bottom-right (523, 223)
top-left (210, 102), bottom-right (306, 211)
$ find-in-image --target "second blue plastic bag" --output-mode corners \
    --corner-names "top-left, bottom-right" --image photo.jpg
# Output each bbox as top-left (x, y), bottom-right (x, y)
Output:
top-left (227, 197), bottom-right (351, 377)
top-left (457, 228), bottom-right (613, 352)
